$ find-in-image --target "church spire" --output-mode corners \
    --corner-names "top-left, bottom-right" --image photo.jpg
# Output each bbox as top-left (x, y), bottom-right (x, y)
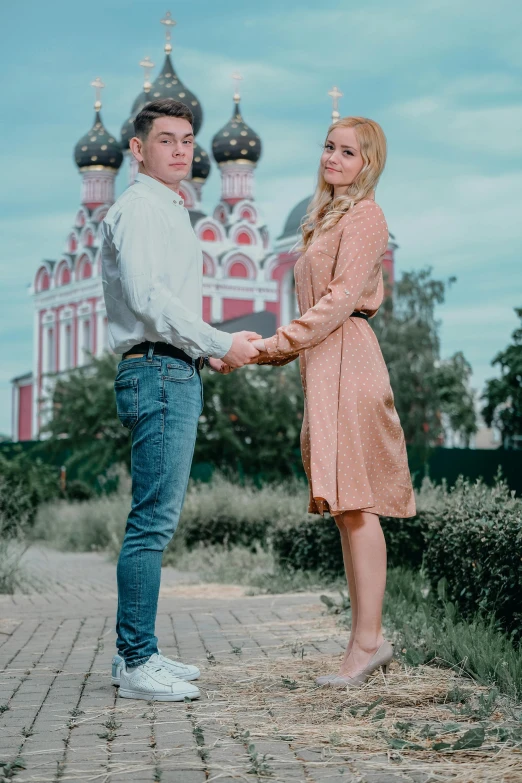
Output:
top-left (328, 85), bottom-right (343, 124)
top-left (161, 10), bottom-right (176, 54)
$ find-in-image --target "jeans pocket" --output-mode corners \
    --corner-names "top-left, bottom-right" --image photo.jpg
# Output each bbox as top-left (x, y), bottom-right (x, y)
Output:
top-left (164, 359), bottom-right (195, 382)
top-left (114, 377), bottom-right (138, 430)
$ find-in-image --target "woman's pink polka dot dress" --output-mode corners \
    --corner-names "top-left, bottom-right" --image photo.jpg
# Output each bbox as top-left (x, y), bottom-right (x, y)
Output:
top-left (262, 199), bottom-right (416, 518)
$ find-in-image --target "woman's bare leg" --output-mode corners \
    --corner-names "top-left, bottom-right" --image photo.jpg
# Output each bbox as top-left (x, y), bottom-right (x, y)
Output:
top-left (336, 510), bottom-right (387, 677)
top-left (334, 516), bottom-right (358, 657)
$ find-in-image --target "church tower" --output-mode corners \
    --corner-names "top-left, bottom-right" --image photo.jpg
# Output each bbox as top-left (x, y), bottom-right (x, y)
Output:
top-left (211, 74), bottom-right (262, 205)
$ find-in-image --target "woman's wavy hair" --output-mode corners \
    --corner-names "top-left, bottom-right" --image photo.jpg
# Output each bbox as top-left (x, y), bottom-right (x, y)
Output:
top-left (300, 117), bottom-right (387, 252)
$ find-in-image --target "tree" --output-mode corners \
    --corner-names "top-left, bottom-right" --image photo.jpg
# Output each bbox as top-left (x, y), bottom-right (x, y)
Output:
top-left (436, 352), bottom-right (477, 447)
top-left (482, 308), bottom-right (522, 449)
top-left (43, 353), bottom-right (130, 482)
top-left (372, 267), bottom-right (476, 450)
top-left (195, 362), bottom-right (304, 480)
top-left (43, 352), bottom-right (304, 483)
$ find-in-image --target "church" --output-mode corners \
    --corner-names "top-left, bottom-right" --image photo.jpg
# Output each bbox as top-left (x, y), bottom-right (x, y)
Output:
top-left (11, 12), bottom-right (396, 442)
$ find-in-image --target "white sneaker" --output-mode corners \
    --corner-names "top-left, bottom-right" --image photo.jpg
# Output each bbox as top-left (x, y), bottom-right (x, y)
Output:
top-left (118, 657), bottom-right (200, 702)
top-left (111, 651), bottom-right (200, 686)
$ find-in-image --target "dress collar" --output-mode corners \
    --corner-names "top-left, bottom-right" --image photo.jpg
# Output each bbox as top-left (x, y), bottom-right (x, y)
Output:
top-left (134, 173), bottom-right (185, 207)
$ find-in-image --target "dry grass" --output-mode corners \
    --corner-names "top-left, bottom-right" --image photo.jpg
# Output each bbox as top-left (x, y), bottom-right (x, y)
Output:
top-left (190, 650), bottom-right (522, 781)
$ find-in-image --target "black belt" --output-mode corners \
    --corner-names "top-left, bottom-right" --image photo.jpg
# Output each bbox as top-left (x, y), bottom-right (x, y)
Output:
top-left (123, 341), bottom-right (205, 370)
top-left (351, 311), bottom-right (369, 320)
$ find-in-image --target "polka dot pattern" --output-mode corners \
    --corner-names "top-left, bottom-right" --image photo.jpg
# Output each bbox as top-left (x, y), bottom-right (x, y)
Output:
top-left (262, 199), bottom-right (416, 519)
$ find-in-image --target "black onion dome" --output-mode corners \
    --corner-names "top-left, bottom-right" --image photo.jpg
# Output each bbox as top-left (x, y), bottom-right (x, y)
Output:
top-left (120, 91), bottom-right (151, 151)
top-left (277, 196), bottom-right (312, 240)
top-left (74, 111), bottom-right (123, 170)
top-left (212, 100), bottom-right (261, 165)
top-left (149, 54), bottom-right (203, 135)
top-left (191, 141), bottom-right (211, 181)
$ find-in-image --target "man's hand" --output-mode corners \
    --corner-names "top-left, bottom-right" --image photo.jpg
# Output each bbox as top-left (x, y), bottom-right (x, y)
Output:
top-left (208, 358), bottom-right (232, 374)
top-left (222, 331), bottom-right (262, 369)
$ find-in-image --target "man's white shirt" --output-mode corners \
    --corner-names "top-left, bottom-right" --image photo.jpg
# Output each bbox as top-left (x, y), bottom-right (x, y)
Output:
top-left (101, 173), bottom-right (233, 359)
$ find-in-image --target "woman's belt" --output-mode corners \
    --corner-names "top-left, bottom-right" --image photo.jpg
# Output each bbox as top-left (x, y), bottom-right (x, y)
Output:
top-left (350, 311), bottom-right (369, 320)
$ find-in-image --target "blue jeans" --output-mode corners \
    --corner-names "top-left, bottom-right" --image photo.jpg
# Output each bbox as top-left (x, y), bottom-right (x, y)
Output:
top-left (114, 350), bottom-right (203, 667)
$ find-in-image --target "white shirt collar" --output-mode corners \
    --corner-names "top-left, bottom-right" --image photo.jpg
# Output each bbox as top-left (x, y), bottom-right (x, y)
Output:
top-left (134, 173), bottom-right (185, 207)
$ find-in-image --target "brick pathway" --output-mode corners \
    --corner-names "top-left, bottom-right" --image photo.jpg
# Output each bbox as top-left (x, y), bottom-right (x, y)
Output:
top-left (0, 547), bottom-right (475, 782)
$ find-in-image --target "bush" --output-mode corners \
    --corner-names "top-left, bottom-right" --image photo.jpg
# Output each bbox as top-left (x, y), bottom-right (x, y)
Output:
top-left (177, 474), bottom-right (308, 550)
top-left (0, 452), bottom-right (59, 529)
top-left (423, 476), bottom-right (522, 638)
top-left (271, 508), bottom-right (431, 577)
top-left (0, 476), bottom-right (31, 594)
top-left (34, 492), bottom-right (128, 552)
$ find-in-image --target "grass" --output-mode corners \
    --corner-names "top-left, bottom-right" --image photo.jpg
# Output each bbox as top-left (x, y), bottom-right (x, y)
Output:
top-left (0, 520), bottom-right (29, 594)
top-left (26, 474), bottom-right (522, 700)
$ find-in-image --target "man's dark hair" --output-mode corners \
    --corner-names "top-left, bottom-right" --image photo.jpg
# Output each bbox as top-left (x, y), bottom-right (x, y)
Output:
top-left (134, 98), bottom-right (194, 140)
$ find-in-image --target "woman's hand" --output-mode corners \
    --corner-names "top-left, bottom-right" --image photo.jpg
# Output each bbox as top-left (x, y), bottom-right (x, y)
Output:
top-left (208, 358), bottom-right (233, 374)
top-left (250, 339), bottom-right (266, 353)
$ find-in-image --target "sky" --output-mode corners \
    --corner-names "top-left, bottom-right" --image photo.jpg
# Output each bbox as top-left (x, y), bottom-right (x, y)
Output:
top-left (1, 0), bottom-right (521, 437)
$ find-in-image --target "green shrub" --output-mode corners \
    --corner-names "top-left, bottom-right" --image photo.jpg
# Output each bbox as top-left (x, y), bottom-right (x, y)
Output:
top-left (423, 476), bottom-right (522, 638)
top-left (177, 474), bottom-right (308, 550)
top-left (0, 476), bottom-right (31, 593)
top-left (271, 511), bottom-right (429, 577)
top-left (0, 452), bottom-right (59, 529)
top-left (34, 492), bottom-right (128, 552)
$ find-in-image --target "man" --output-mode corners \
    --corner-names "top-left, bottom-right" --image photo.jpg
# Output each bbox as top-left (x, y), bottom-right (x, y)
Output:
top-left (101, 98), bottom-right (259, 701)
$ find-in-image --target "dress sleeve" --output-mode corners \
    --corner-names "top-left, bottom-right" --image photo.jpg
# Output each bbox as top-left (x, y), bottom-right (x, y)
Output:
top-left (255, 353), bottom-right (299, 367)
top-left (263, 201), bottom-right (388, 358)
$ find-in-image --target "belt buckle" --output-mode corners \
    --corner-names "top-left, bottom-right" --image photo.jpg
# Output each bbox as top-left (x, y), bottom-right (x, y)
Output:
top-left (197, 357), bottom-right (204, 371)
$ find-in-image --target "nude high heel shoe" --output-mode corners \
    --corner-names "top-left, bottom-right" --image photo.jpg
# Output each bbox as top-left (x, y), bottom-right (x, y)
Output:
top-left (315, 640), bottom-right (394, 688)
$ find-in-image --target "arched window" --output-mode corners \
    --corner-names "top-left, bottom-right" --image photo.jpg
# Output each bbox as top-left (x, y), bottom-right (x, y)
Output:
top-left (77, 257), bottom-right (92, 281)
top-left (56, 262), bottom-right (71, 286)
top-left (84, 229), bottom-right (94, 248)
top-left (202, 254), bottom-right (215, 277)
top-left (202, 228), bottom-right (217, 242)
top-left (236, 231), bottom-right (252, 245)
top-left (68, 234), bottom-right (77, 253)
top-left (36, 268), bottom-right (50, 292)
top-left (240, 208), bottom-right (254, 223)
top-left (229, 262), bottom-right (248, 278)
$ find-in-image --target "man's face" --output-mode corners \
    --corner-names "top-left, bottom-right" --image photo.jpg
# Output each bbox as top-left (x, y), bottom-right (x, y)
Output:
top-left (130, 116), bottom-right (194, 190)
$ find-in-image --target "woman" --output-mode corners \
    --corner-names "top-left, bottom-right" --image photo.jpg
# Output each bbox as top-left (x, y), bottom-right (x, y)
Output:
top-left (252, 117), bottom-right (416, 687)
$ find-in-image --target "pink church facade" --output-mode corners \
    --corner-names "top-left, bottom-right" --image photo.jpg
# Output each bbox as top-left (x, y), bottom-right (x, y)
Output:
top-left (11, 16), bottom-right (396, 442)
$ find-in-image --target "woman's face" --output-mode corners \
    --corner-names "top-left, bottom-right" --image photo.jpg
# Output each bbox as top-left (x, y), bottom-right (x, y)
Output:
top-left (321, 126), bottom-right (364, 190)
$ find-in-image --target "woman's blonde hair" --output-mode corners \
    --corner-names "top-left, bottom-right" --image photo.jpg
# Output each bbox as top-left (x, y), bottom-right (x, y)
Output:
top-left (300, 117), bottom-right (387, 251)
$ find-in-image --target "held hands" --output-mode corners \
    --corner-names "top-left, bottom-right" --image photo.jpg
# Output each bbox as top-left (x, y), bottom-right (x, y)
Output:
top-left (221, 331), bottom-right (262, 370)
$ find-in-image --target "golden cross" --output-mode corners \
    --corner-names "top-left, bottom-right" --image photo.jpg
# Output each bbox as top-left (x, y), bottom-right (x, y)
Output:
top-left (161, 11), bottom-right (176, 54)
top-left (232, 72), bottom-right (243, 102)
top-left (139, 56), bottom-right (155, 93)
top-left (328, 85), bottom-right (343, 123)
top-left (91, 77), bottom-right (105, 111)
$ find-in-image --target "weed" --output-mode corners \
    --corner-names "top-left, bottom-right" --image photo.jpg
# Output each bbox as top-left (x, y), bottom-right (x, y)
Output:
top-left (192, 723), bottom-right (208, 763)
top-left (231, 645), bottom-right (243, 656)
top-left (20, 728), bottom-right (33, 738)
top-left (68, 707), bottom-right (84, 718)
top-left (98, 714), bottom-right (122, 742)
top-left (153, 766), bottom-right (162, 782)
top-left (0, 758), bottom-right (25, 779)
top-left (206, 650), bottom-right (216, 665)
top-left (0, 705), bottom-right (9, 714)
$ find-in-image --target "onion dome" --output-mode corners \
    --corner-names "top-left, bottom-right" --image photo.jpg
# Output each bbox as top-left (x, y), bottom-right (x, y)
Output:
top-left (277, 196), bottom-right (312, 240)
top-left (74, 78), bottom-right (123, 171)
top-left (148, 54), bottom-right (203, 135)
top-left (120, 57), bottom-right (155, 152)
top-left (147, 12), bottom-right (203, 135)
top-left (212, 75), bottom-right (262, 166)
top-left (191, 141), bottom-right (211, 181)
